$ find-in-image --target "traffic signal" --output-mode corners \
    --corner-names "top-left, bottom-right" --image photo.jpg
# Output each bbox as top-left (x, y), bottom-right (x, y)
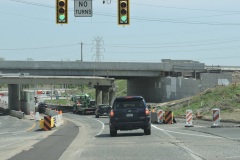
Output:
top-left (118, 0), bottom-right (130, 25)
top-left (56, 0), bottom-right (68, 24)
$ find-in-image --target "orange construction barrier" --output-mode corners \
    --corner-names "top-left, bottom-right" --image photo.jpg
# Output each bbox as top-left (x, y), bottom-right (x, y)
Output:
top-left (164, 111), bottom-right (173, 124)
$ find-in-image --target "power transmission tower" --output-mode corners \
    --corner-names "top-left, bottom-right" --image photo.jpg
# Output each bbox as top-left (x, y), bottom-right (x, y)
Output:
top-left (92, 37), bottom-right (105, 62)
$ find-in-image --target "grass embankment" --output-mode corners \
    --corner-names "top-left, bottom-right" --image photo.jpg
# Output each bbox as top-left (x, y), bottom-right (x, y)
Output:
top-left (157, 83), bottom-right (240, 122)
top-left (44, 80), bottom-right (127, 105)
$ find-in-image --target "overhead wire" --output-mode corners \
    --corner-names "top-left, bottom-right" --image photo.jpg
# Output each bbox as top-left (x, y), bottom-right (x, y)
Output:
top-left (4, 0), bottom-right (240, 62)
top-left (104, 45), bottom-right (240, 54)
top-left (104, 39), bottom-right (240, 48)
top-left (7, 0), bottom-right (240, 26)
top-left (1, 36), bottom-right (240, 51)
top-left (105, 0), bottom-right (240, 13)
top-left (0, 43), bottom-right (79, 51)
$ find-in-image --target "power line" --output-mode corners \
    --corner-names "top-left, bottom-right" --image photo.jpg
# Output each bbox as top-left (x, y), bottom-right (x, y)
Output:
top-left (9, 0), bottom-right (54, 8)
top-left (3, 9), bottom-right (240, 26)
top-left (0, 11), bottom-right (53, 21)
top-left (130, 2), bottom-right (240, 13)
top-left (8, 0), bottom-right (240, 26)
top-left (104, 0), bottom-right (240, 13)
top-left (0, 43), bottom-right (79, 50)
top-left (1, 37), bottom-right (240, 52)
top-left (104, 45), bottom-right (240, 54)
top-left (104, 39), bottom-right (240, 48)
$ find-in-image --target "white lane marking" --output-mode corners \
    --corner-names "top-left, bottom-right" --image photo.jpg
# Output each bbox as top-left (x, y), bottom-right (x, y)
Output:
top-left (180, 145), bottom-right (203, 160)
top-left (0, 138), bottom-right (28, 149)
top-left (163, 125), bottom-right (205, 129)
top-left (152, 124), bottom-right (223, 139)
top-left (225, 156), bottom-right (240, 159)
top-left (193, 125), bottom-right (205, 128)
top-left (89, 117), bottom-right (105, 136)
top-left (152, 124), bottom-right (175, 138)
top-left (152, 124), bottom-right (203, 160)
top-left (0, 131), bottom-right (25, 135)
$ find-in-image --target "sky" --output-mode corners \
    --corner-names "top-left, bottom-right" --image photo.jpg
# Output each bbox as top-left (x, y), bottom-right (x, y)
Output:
top-left (1, 0), bottom-right (240, 66)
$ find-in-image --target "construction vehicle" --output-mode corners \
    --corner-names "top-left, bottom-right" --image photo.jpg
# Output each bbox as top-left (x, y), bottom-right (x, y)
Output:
top-left (71, 94), bottom-right (96, 114)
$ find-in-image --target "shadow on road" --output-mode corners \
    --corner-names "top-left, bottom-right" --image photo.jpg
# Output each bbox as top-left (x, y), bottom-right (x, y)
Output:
top-left (35, 129), bottom-right (43, 132)
top-left (0, 113), bottom-right (7, 116)
top-left (95, 132), bottom-right (145, 138)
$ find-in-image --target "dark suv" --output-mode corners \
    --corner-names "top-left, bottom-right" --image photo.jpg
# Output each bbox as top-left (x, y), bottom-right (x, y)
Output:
top-left (109, 96), bottom-right (151, 136)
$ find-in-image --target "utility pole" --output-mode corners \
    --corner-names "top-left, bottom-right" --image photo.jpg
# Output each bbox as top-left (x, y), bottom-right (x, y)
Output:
top-left (81, 42), bottom-right (83, 62)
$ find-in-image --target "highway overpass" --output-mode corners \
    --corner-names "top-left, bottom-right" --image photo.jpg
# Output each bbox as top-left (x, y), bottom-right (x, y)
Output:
top-left (0, 60), bottom-right (205, 78)
top-left (0, 60), bottom-right (233, 103)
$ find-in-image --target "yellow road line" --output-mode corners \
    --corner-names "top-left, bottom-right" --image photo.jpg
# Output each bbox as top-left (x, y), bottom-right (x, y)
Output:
top-left (25, 122), bottom-right (36, 132)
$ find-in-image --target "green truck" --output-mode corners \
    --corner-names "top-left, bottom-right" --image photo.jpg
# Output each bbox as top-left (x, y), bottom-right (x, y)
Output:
top-left (71, 94), bottom-right (96, 114)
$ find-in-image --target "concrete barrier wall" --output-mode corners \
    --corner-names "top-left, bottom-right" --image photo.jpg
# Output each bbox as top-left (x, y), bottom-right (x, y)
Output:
top-left (161, 77), bottom-right (200, 102)
top-left (45, 108), bottom-right (64, 127)
top-left (127, 73), bottom-right (232, 103)
top-left (200, 73), bottom-right (232, 90)
top-left (9, 110), bottom-right (25, 119)
top-left (45, 108), bottom-right (59, 117)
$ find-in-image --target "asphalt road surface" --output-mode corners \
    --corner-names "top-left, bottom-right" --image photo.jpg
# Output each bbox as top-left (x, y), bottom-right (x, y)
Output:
top-left (2, 113), bottom-right (240, 160)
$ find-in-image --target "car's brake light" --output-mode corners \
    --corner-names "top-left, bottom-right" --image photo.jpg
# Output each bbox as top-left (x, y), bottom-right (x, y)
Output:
top-left (145, 108), bottom-right (150, 116)
top-left (110, 110), bottom-right (114, 117)
top-left (125, 96), bottom-right (133, 99)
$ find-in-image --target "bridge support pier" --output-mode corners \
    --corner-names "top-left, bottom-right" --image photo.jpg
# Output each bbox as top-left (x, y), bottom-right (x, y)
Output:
top-left (102, 89), bottom-right (109, 105)
top-left (95, 86), bottom-right (115, 106)
top-left (8, 84), bottom-right (20, 111)
top-left (96, 88), bottom-right (102, 107)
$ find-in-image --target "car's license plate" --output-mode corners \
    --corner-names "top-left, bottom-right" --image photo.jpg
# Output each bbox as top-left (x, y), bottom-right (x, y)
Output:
top-left (126, 114), bottom-right (133, 117)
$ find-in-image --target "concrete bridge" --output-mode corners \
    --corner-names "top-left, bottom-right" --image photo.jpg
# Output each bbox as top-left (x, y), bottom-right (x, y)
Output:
top-left (0, 60), bottom-right (205, 78)
top-left (0, 60), bottom-right (233, 103)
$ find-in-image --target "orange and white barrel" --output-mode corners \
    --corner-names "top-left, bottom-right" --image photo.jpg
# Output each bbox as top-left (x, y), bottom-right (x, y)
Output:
top-left (212, 108), bottom-right (220, 127)
top-left (30, 111), bottom-right (35, 120)
top-left (185, 109), bottom-right (193, 127)
top-left (157, 110), bottom-right (164, 123)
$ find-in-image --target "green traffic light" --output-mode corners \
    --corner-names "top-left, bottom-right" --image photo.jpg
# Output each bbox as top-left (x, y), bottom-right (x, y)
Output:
top-left (121, 15), bottom-right (127, 22)
top-left (59, 14), bottom-right (65, 20)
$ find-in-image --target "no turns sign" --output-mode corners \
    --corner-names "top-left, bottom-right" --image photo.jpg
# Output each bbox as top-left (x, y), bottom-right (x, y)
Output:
top-left (74, 0), bottom-right (93, 17)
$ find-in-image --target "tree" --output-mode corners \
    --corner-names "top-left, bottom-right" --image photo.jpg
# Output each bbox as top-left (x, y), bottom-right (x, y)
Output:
top-left (0, 57), bottom-right (5, 61)
top-left (27, 58), bottom-right (34, 61)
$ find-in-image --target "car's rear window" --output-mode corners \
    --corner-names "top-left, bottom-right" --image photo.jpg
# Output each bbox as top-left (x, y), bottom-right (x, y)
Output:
top-left (99, 105), bottom-right (109, 109)
top-left (113, 99), bottom-right (144, 109)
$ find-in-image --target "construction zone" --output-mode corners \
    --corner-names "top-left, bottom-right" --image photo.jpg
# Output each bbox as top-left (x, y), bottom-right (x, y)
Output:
top-left (39, 108), bottom-right (64, 131)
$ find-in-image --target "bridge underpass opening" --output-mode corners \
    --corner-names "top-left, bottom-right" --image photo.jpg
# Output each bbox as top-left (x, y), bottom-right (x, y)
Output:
top-left (0, 75), bottom-right (115, 113)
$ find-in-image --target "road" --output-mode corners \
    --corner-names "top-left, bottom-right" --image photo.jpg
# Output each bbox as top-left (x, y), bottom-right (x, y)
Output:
top-left (2, 113), bottom-right (240, 160)
top-left (0, 114), bottom-right (48, 160)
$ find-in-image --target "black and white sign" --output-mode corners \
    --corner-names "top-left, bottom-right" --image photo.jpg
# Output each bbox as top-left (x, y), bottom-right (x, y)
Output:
top-left (74, 0), bottom-right (92, 17)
